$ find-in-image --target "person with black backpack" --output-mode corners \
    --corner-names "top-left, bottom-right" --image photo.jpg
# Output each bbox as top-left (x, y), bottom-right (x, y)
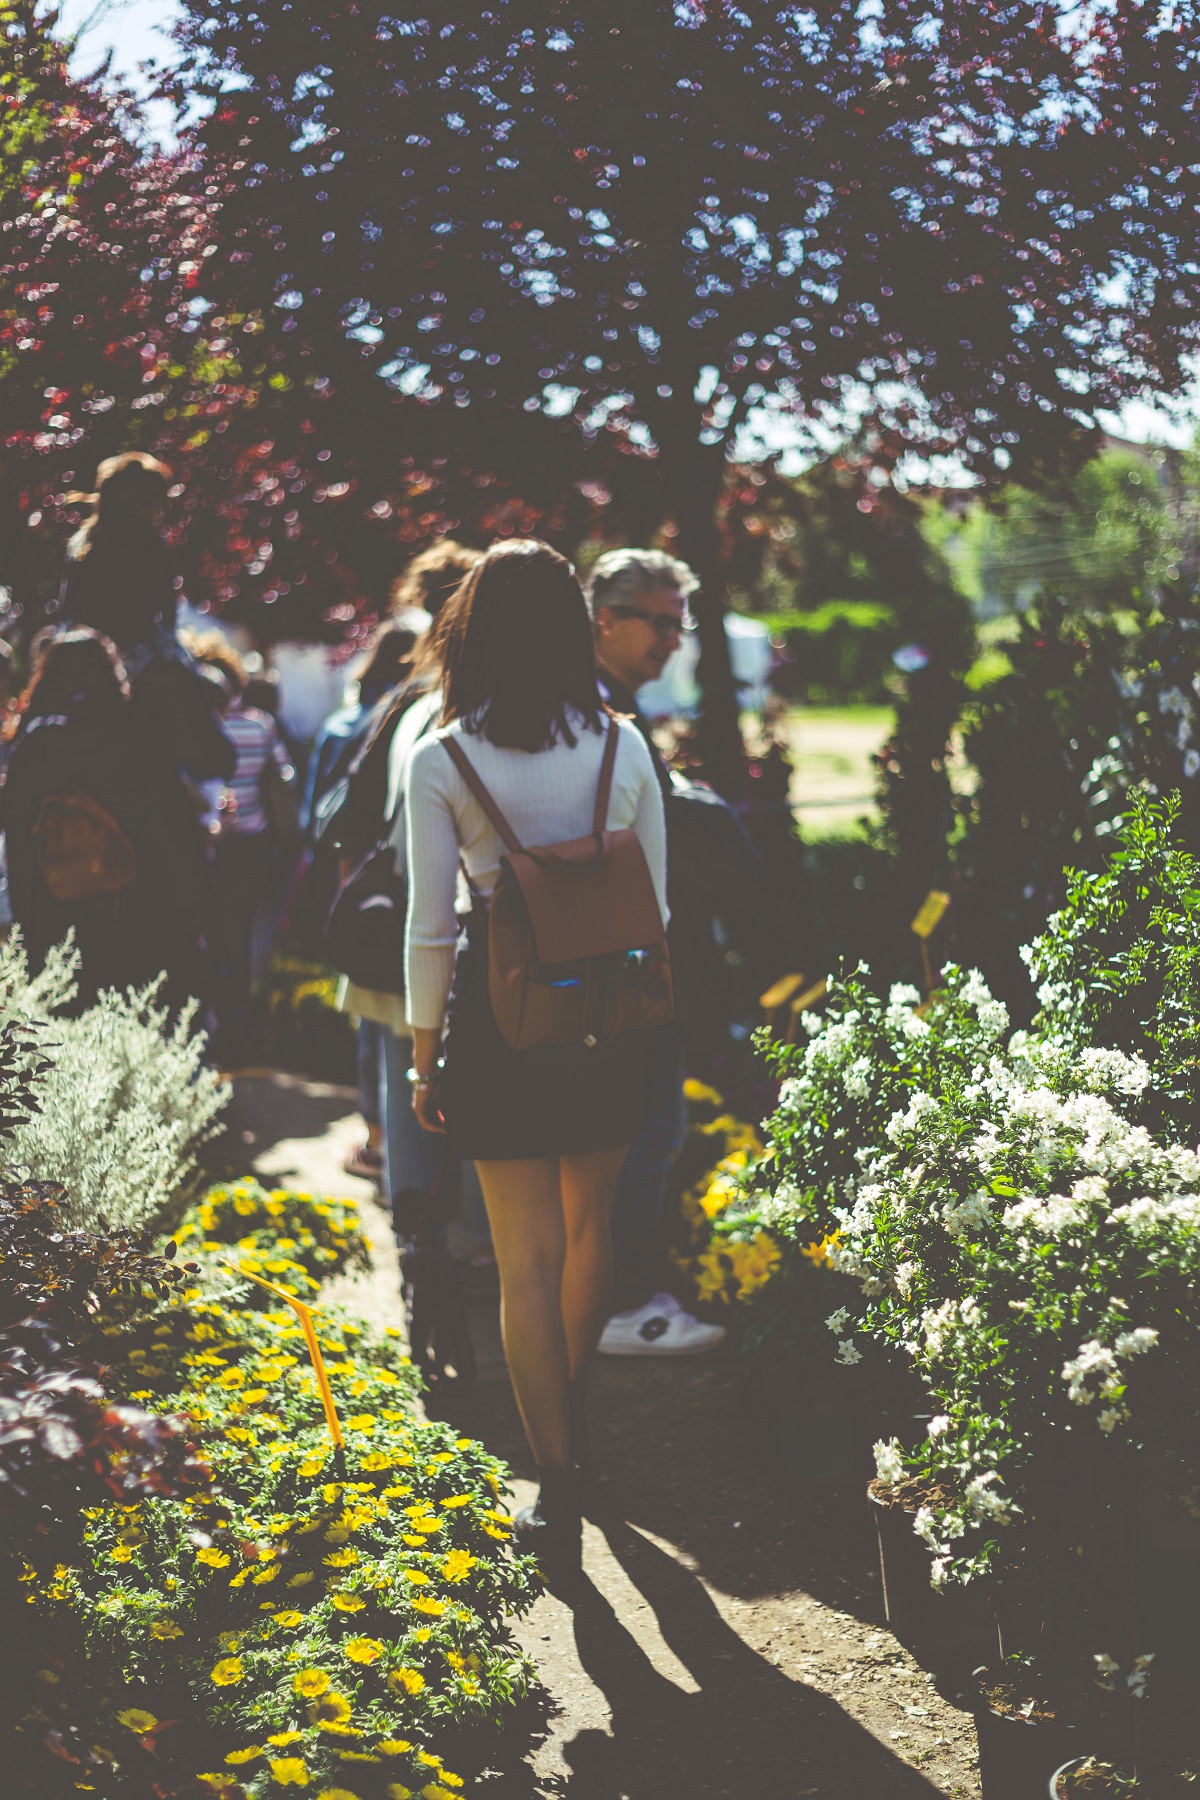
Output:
top-left (1, 630), bottom-right (200, 1008)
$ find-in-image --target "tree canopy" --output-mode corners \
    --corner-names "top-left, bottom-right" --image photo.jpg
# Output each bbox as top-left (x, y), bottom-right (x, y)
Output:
top-left (176, 0), bottom-right (1200, 480)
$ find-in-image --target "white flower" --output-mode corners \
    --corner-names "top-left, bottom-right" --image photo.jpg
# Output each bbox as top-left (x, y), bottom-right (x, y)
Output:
top-left (826, 1307), bottom-right (851, 1335)
top-left (873, 1438), bottom-right (906, 1486)
top-left (926, 1415), bottom-right (952, 1438)
top-left (894, 1261), bottom-right (917, 1296)
top-left (835, 1339), bottom-right (863, 1366)
top-left (965, 1471), bottom-right (1014, 1524)
top-left (1062, 1340), bottom-right (1118, 1406)
top-left (912, 1505), bottom-right (941, 1547)
top-left (1097, 1408), bottom-right (1122, 1434)
top-left (1113, 1327), bottom-right (1158, 1357)
top-left (943, 1191), bottom-right (993, 1239)
top-left (842, 1056), bottom-right (872, 1101)
top-left (1093, 1652), bottom-right (1119, 1689)
top-left (1185, 748), bottom-right (1200, 779)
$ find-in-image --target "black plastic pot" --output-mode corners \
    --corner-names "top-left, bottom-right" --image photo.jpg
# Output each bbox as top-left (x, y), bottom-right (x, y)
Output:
top-left (869, 1486), bottom-right (995, 1670)
top-left (973, 1670), bottom-right (1084, 1800)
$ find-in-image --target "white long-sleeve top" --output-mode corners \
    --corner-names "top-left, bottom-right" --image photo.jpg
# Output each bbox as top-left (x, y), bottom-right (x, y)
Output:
top-left (404, 710), bottom-right (668, 1031)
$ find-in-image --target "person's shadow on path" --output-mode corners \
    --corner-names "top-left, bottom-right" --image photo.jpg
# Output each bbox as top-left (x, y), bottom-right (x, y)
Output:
top-left (544, 1505), bottom-right (951, 1800)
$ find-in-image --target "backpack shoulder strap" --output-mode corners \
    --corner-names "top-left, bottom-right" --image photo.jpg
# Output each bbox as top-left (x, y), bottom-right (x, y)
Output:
top-left (442, 736), bottom-right (525, 855)
top-left (593, 716), bottom-right (620, 833)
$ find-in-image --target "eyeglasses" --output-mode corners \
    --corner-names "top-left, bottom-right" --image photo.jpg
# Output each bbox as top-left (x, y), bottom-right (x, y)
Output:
top-left (606, 603), bottom-right (695, 640)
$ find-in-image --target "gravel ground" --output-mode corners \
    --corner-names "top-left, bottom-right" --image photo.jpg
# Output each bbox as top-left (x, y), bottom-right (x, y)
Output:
top-left (226, 1070), bottom-right (982, 1800)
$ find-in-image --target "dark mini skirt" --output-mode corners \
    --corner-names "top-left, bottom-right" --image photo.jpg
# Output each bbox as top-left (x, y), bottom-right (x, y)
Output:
top-left (441, 909), bottom-right (655, 1161)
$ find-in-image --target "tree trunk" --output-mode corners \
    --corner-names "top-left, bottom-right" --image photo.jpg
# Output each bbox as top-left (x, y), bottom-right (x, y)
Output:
top-left (657, 428), bottom-right (744, 795)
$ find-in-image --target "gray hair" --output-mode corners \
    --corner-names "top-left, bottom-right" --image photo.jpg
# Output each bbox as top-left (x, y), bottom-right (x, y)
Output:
top-left (585, 547), bottom-right (699, 614)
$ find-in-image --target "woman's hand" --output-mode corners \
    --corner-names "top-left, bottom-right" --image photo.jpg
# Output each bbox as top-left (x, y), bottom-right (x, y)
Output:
top-left (410, 1028), bottom-right (446, 1134)
top-left (411, 1073), bottom-right (446, 1134)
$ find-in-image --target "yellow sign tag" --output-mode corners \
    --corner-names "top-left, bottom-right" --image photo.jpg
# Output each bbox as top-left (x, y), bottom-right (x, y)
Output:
top-left (911, 890), bottom-right (951, 940)
top-left (758, 972), bottom-right (808, 1013)
top-left (232, 1265), bottom-right (345, 1452)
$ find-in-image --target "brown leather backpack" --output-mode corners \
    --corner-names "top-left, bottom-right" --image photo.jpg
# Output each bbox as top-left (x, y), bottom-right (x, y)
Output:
top-left (443, 720), bottom-right (673, 1051)
top-left (34, 789), bottom-right (138, 903)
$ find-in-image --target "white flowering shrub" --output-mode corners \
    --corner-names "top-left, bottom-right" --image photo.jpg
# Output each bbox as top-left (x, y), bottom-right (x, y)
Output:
top-left (0, 932), bottom-right (228, 1231)
top-left (831, 1030), bottom-right (1200, 1591)
top-left (1027, 790), bottom-right (1200, 1140)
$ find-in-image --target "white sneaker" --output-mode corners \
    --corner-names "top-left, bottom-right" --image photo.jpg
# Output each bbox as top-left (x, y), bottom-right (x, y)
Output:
top-left (597, 1292), bottom-right (727, 1357)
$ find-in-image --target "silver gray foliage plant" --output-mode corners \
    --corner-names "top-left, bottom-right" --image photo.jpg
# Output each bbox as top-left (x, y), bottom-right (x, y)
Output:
top-left (0, 932), bottom-right (229, 1230)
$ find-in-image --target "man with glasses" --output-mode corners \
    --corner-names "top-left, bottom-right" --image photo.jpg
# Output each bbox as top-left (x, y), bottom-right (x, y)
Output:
top-left (587, 549), bottom-right (727, 1362)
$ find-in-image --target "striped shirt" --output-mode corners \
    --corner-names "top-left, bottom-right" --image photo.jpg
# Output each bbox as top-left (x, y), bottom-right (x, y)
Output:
top-left (217, 704), bottom-right (292, 836)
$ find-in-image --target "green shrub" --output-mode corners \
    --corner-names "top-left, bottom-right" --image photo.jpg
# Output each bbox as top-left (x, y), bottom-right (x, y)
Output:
top-left (0, 934), bottom-right (228, 1232)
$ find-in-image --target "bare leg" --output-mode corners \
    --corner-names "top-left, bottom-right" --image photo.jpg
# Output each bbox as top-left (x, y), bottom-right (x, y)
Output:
top-left (560, 1144), bottom-right (629, 1380)
top-left (474, 1157), bottom-right (570, 1469)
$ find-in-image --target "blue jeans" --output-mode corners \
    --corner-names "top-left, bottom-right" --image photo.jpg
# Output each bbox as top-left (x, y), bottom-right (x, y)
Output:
top-left (610, 1026), bottom-right (688, 1313)
top-left (379, 1030), bottom-right (442, 1226)
top-left (357, 1020), bottom-right (383, 1129)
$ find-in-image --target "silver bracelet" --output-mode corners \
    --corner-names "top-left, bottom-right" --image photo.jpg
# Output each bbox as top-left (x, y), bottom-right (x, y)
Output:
top-left (405, 1061), bottom-right (443, 1088)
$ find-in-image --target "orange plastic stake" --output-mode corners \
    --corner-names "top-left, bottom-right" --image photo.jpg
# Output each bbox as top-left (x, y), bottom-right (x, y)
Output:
top-left (232, 1266), bottom-right (345, 1452)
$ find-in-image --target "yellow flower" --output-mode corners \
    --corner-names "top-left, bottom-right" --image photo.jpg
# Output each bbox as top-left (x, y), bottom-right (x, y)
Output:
top-left (307, 1692), bottom-right (353, 1729)
top-left (150, 1618), bottom-right (184, 1640)
top-left (267, 1731), bottom-right (305, 1746)
top-left (421, 1788), bottom-right (457, 1800)
top-left (293, 1668), bottom-right (330, 1698)
top-left (439, 1496), bottom-right (472, 1510)
top-left (197, 1547), bottom-right (232, 1569)
top-left (225, 1747), bottom-right (264, 1765)
top-left (386, 1788), bottom-right (413, 1800)
top-left (273, 1611), bottom-right (305, 1628)
top-left (344, 1415), bottom-right (375, 1433)
top-left (684, 1077), bottom-right (723, 1105)
top-left (324, 1549), bottom-right (359, 1568)
top-left (401, 1570), bottom-right (430, 1585)
top-left (110, 1545), bottom-right (133, 1563)
top-left (287, 1571), bottom-right (317, 1587)
top-left (343, 1637), bottom-right (383, 1665)
top-left (411, 1599), bottom-right (447, 1617)
top-left (359, 1452), bottom-right (393, 1471)
top-left (377, 1741), bottom-right (414, 1756)
top-left (330, 1593), bottom-right (365, 1613)
top-left (298, 1458), bottom-right (326, 1478)
top-left (800, 1230), bottom-right (840, 1267)
top-left (270, 1757), bottom-right (310, 1786)
top-left (117, 1709), bottom-right (158, 1733)
top-left (315, 1790), bottom-right (363, 1800)
top-left (387, 1667), bottom-right (426, 1696)
top-left (440, 1550), bottom-right (476, 1584)
top-left (210, 1657), bottom-right (244, 1686)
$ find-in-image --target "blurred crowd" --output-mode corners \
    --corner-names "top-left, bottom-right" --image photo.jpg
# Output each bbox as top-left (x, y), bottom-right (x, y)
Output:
top-left (1, 453), bottom-right (780, 1372)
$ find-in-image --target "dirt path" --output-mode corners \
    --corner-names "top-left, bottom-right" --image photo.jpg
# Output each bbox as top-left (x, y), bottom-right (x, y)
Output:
top-left (225, 1071), bottom-right (982, 1800)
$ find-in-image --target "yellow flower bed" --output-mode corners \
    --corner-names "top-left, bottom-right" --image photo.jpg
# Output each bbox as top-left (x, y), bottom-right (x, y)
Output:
top-left (23, 1226), bottom-right (537, 1795)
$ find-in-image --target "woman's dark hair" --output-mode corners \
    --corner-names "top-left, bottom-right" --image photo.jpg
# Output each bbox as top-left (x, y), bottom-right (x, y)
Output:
top-left (70, 452), bottom-right (171, 561)
top-left (435, 540), bottom-right (604, 752)
top-left (17, 629), bottom-right (129, 728)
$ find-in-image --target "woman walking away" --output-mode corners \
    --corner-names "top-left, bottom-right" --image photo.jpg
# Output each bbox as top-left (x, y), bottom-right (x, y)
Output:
top-left (1, 630), bottom-right (194, 1008)
top-left (58, 454), bottom-right (179, 670)
top-left (405, 540), bottom-right (668, 1573)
